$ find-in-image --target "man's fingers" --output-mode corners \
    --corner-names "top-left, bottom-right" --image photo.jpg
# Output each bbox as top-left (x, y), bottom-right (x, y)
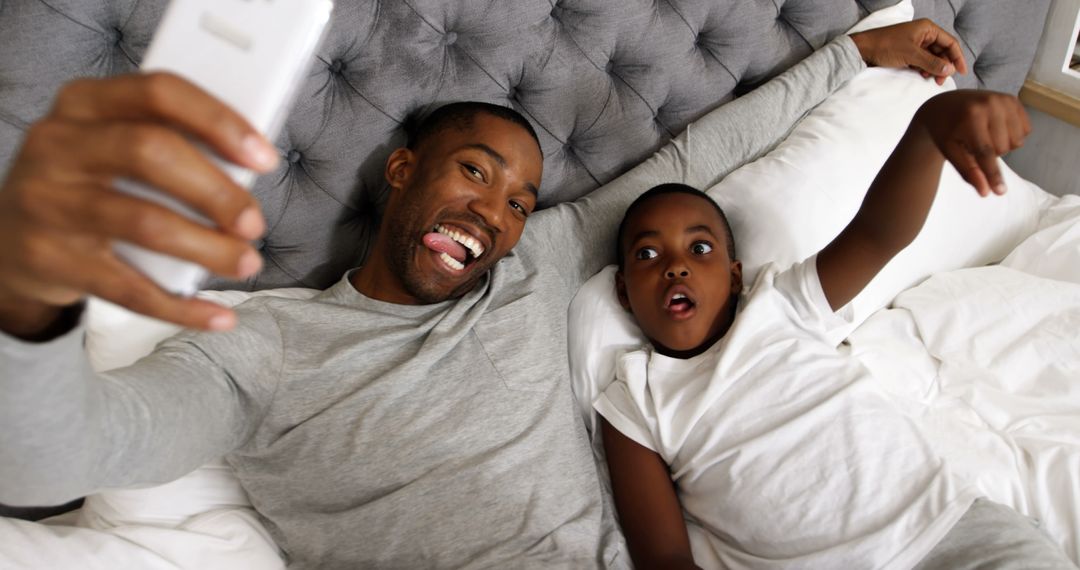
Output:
top-left (47, 185), bottom-right (264, 280)
top-left (39, 121), bottom-right (265, 240)
top-left (910, 46), bottom-right (956, 78)
top-left (87, 257), bottom-right (237, 331)
top-left (49, 73), bottom-right (278, 173)
top-left (921, 22), bottom-right (968, 75)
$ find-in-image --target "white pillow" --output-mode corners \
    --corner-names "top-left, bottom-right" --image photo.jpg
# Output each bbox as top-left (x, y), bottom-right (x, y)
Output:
top-left (567, 2), bottom-right (1054, 433)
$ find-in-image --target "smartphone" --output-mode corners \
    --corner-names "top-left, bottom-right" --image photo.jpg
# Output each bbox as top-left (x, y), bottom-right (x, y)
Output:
top-left (113, 0), bottom-right (333, 296)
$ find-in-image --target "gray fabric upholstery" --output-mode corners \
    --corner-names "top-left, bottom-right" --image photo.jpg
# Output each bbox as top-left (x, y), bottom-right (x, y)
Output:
top-left (0, 0), bottom-right (1050, 291)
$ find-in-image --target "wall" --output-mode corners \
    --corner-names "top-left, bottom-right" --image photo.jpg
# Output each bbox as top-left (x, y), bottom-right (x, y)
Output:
top-left (1004, 0), bottom-right (1080, 197)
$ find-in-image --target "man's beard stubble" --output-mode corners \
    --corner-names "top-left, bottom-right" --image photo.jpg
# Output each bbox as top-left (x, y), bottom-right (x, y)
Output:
top-left (384, 198), bottom-right (493, 304)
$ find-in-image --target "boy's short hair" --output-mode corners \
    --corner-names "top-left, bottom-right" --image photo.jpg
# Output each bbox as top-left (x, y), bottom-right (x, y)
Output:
top-left (615, 183), bottom-right (737, 268)
top-left (407, 101), bottom-right (542, 156)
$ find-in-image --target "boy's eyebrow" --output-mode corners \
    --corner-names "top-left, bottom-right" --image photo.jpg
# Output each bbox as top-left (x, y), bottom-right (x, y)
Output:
top-left (628, 230), bottom-right (659, 246)
top-left (686, 225), bottom-right (718, 237)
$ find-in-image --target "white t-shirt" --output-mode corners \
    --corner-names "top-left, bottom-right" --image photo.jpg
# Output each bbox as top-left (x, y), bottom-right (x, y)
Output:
top-left (594, 256), bottom-right (975, 570)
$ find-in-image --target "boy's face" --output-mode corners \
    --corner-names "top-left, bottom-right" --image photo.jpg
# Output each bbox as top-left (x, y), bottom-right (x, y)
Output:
top-left (616, 193), bottom-right (742, 357)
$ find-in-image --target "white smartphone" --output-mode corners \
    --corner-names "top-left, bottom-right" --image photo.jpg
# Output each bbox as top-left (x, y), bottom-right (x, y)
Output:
top-left (113, 0), bottom-right (333, 296)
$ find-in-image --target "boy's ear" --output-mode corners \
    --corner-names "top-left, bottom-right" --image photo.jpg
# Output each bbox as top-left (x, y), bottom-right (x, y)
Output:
top-left (385, 148), bottom-right (415, 191)
top-left (615, 269), bottom-right (632, 311)
top-left (730, 259), bottom-right (743, 296)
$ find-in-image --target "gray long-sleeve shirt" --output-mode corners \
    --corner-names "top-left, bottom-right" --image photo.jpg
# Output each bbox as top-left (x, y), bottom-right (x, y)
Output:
top-left (0, 37), bottom-right (864, 568)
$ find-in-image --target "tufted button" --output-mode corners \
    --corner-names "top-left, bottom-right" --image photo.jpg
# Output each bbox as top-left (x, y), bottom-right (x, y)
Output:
top-left (444, 31), bottom-right (458, 46)
top-left (111, 27), bottom-right (123, 46)
top-left (507, 85), bottom-right (519, 101)
top-left (287, 150), bottom-right (302, 164)
top-left (329, 59), bottom-right (345, 74)
top-left (605, 60), bottom-right (615, 73)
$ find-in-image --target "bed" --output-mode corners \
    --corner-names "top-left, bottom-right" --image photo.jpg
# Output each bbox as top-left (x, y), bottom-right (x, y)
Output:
top-left (0, 0), bottom-right (1062, 567)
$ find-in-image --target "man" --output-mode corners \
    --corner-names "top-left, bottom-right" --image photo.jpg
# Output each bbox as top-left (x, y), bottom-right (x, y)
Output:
top-left (0, 21), bottom-right (973, 568)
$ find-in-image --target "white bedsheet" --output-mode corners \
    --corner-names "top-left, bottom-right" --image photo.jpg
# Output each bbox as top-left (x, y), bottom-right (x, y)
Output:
top-left (845, 195), bottom-right (1080, 563)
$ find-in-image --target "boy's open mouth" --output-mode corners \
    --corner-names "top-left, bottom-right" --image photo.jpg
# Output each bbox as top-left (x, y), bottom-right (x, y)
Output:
top-left (422, 223), bottom-right (487, 273)
top-left (664, 287), bottom-right (697, 319)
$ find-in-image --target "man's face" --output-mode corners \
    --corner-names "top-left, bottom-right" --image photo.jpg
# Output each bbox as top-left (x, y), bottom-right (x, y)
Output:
top-left (382, 113), bottom-right (543, 303)
top-left (616, 193), bottom-right (742, 357)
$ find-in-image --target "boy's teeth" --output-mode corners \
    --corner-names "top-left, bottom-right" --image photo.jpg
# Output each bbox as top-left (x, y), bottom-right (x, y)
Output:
top-left (673, 293), bottom-right (687, 300)
top-left (439, 251), bottom-right (464, 271)
top-left (435, 224), bottom-right (485, 259)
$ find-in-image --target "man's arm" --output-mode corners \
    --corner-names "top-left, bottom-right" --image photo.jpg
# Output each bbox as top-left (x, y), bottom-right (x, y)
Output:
top-left (528, 20), bottom-right (965, 293)
top-left (816, 90), bottom-right (1031, 310)
top-left (0, 309), bottom-right (281, 506)
top-left (601, 418), bottom-right (700, 570)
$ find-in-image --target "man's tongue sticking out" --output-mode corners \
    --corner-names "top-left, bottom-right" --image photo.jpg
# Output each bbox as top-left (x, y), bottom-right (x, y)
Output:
top-left (422, 231), bottom-right (467, 263)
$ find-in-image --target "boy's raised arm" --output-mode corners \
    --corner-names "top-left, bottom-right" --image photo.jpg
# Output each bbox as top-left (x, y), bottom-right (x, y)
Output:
top-left (816, 90), bottom-right (1031, 311)
top-left (529, 20), bottom-right (966, 294)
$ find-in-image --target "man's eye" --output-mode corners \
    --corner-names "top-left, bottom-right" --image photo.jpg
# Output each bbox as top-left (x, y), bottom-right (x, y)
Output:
top-left (510, 200), bottom-right (529, 216)
top-left (635, 247), bottom-right (658, 260)
top-left (691, 242), bottom-right (713, 255)
top-left (462, 163), bottom-right (484, 181)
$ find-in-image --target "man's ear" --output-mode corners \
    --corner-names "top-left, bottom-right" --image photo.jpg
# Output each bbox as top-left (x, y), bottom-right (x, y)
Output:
top-left (730, 259), bottom-right (744, 296)
top-left (615, 269), bottom-right (632, 312)
top-left (385, 147), bottom-right (414, 191)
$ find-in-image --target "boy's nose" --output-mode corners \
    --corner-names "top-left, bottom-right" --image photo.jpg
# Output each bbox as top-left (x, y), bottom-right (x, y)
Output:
top-left (665, 268), bottom-right (690, 279)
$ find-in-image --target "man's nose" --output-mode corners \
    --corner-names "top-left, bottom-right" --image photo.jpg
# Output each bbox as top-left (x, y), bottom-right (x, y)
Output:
top-left (469, 192), bottom-right (505, 233)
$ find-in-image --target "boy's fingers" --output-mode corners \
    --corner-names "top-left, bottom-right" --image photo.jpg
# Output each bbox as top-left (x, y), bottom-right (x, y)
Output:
top-left (973, 147), bottom-right (1005, 195)
top-left (943, 140), bottom-right (991, 197)
top-left (49, 73), bottom-right (278, 173)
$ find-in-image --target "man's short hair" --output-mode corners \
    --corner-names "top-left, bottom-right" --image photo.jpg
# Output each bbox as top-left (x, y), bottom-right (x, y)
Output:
top-left (407, 101), bottom-right (542, 156)
top-left (615, 183), bottom-right (737, 268)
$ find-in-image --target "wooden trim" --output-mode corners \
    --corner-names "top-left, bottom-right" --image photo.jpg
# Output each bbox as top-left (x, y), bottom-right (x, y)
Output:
top-left (1020, 80), bottom-right (1080, 128)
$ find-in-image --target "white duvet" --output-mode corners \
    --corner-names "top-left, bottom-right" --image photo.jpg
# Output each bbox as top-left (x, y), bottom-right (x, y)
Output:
top-left (846, 195), bottom-right (1080, 562)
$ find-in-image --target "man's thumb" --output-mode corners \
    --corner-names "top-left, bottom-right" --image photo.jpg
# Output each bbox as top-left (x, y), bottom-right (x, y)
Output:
top-left (914, 51), bottom-right (955, 77)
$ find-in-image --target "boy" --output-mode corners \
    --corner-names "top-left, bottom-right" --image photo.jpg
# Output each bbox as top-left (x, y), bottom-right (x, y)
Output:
top-left (595, 90), bottom-right (1077, 569)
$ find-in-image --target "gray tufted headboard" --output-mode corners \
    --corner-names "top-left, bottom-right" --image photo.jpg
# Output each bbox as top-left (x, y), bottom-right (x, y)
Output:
top-left (0, 0), bottom-right (1051, 292)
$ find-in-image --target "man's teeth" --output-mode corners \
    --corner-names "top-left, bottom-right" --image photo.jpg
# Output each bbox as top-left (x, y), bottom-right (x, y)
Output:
top-left (439, 252), bottom-right (465, 271)
top-left (435, 224), bottom-right (485, 259)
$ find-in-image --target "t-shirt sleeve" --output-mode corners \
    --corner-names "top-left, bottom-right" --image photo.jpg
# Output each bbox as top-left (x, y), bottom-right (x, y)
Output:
top-left (773, 254), bottom-right (859, 347)
top-left (593, 358), bottom-right (662, 454)
top-left (0, 302), bottom-right (283, 506)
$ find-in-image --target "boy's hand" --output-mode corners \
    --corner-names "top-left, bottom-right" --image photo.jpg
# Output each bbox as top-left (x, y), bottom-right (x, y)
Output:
top-left (0, 72), bottom-right (279, 339)
top-left (913, 90), bottom-right (1031, 197)
top-left (851, 19), bottom-right (967, 85)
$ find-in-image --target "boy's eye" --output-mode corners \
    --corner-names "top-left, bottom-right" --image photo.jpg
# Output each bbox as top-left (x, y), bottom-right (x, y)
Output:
top-left (691, 241), bottom-right (713, 255)
top-left (635, 247), bottom-right (658, 260)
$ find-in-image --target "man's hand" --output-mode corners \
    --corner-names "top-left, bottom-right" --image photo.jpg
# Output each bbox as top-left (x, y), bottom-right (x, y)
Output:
top-left (851, 19), bottom-right (968, 85)
top-left (913, 90), bottom-right (1031, 196)
top-left (0, 72), bottom-right (280, 339)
